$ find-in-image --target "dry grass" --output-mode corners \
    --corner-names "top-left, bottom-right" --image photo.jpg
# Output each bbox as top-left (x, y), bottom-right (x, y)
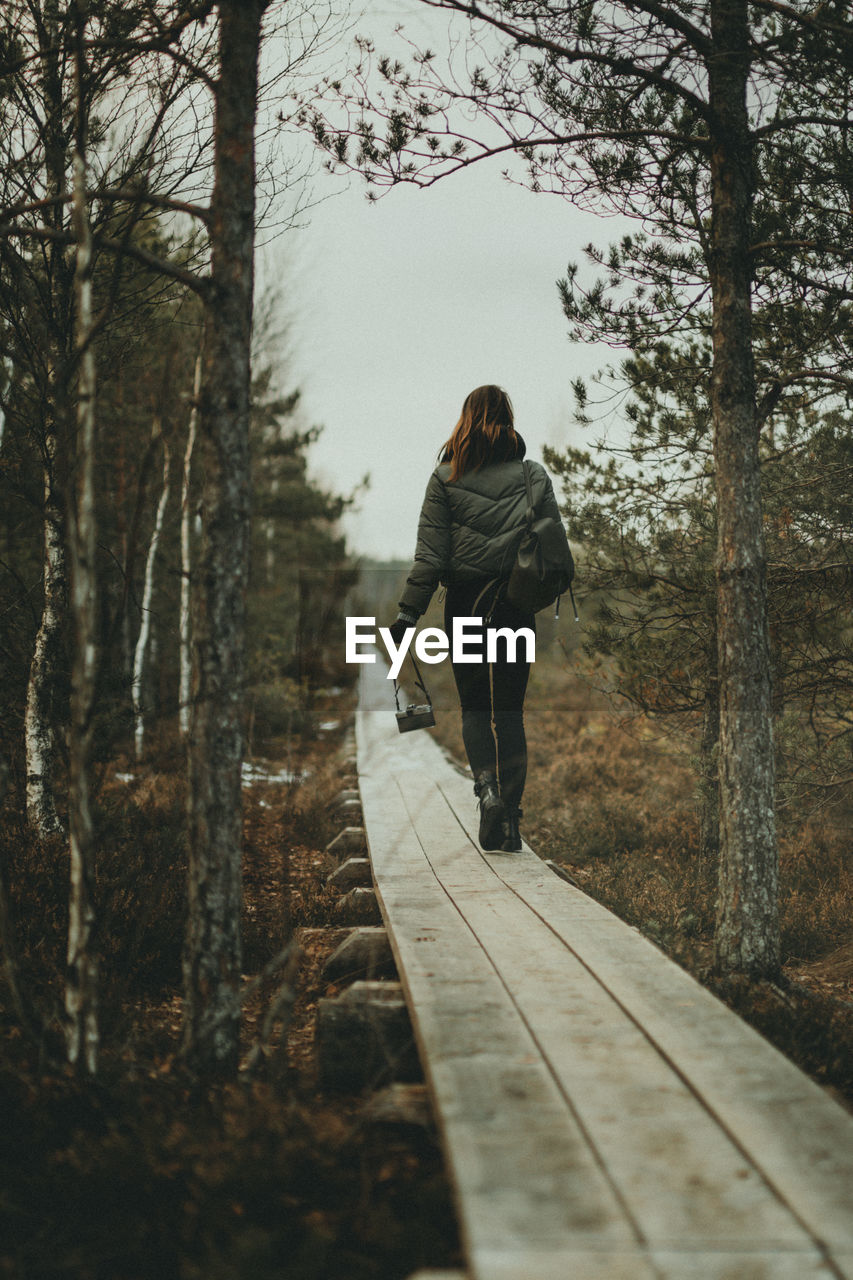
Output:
top-left (779, 822), bottom-right (853, 964)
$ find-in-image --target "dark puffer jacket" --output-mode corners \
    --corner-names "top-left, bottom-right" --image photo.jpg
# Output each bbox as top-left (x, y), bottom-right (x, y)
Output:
top-left (398, 432), bottom-right (563, 618)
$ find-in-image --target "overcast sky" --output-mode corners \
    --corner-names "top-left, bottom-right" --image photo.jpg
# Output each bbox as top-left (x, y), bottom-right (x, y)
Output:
top-left (269, 1), bottom-right (630, 561)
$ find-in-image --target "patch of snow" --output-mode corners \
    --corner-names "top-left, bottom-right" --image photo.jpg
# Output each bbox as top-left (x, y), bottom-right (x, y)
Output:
top-left (115, 772), bottom-right (136, 783)
top-left (318, 720), bottom-right (340, 732)
top-left (241, 760), bottom-right (307, 787)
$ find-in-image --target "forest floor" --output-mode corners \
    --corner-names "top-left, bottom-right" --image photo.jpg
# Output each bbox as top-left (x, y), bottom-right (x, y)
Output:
top-left (1, 659), bottom-right (852, 1280)
top-left (0, 685), bottom-right (461, 1280)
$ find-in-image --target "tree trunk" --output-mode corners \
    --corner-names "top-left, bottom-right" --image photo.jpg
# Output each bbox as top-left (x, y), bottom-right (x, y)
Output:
top-left (65, 1), bottom-right (99, 1074)
top-left (25, 0), bottom-right (70, 838)
top-left (698, 619), bottom-right (720, 870)
top-left (179, 352), bottom-right (201, 737)
top-left (25, 464), bottom-right (67, 836)
top-left (133, 425), bottom-right (171, 760)
top-left (707, 0), bottom-right (779, 978)
top-left (182, 0), bottom-right (267, 1076)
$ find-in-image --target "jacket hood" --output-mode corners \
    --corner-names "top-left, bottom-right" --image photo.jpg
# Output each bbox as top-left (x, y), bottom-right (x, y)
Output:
top-left (493, 428), bottom-right (526, 463)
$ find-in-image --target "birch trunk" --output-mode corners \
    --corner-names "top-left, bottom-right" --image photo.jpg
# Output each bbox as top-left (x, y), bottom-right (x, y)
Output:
top-left (0, 359), bottom-right (9, 448)
top-left (179, 353), bottom-right (201, 737)
top-left (133, 428), bottom-right (171, 760)
top-left (708, 0), bottom-right (779, 978)
top-left (182, 0), bottom-right (267, 1076)
top-left (66, 4), bottom-right (99, 1074)
top-left (0, 756), bottom-right (42, 1042)
top-left (25, 0), bottom-right (70, 837)
top-left (25, 465), bottom-right (67, 835)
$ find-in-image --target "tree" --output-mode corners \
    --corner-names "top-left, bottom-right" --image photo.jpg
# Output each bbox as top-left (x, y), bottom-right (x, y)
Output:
top-left (0, 0), bottom-right (223, 1071)
top-left (303, 0), bottom-right (853, 977)
top-left (0, 0), bottom-right (359, 1085)
top-left (550, 354), bottom-right (853, 871)
top-left (0, 0), bottom-right (349, 1077)
top-left (19, 0), bottom-right (75, 839)
top-left (64, 0), bottom-right (101, 1073)
top-left (132, 422), bottom-right (171, 760)
top-left (0, 1), bottom-right (218, 837)
top-left (547, 17), bottom-right (853, 868)
top-left (181, 0), bottom-right (270, 1077)
top-left (180, 352), bottom-right (202, 737)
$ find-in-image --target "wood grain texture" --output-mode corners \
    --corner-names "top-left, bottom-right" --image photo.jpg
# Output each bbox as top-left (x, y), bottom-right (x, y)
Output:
top-left (396, 771), bottom-right (819, 1252)
top-left (356, 659), bottom-right (853, 1280)
top-left (358, 744), bottom-right (640, 1267)
top-left (453, 828), bottom-right (853, 1251)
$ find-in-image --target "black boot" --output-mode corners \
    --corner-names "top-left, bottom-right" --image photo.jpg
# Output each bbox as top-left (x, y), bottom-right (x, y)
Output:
top-left (474, 771), bottom-right (505, 851)
top-left (501, 807), bottom-right (522, 853)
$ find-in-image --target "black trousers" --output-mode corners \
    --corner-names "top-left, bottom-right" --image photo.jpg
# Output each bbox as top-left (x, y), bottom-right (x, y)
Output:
top-left (444, 580), bottom-right (535, 812)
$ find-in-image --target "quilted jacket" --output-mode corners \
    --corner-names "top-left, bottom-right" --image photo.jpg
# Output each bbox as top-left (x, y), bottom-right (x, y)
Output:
top-left (398, 432), bottom-right (563, 618)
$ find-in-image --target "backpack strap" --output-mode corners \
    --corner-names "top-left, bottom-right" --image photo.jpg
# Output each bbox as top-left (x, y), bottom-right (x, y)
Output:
top-left (521, 459), bottom-right (535, 524)
top-left (472, 575), bottom-right (504, 626)
top-left (522, 459), bottom-right (579, 623)
top-left (496, 459), bottom-right (535, 583)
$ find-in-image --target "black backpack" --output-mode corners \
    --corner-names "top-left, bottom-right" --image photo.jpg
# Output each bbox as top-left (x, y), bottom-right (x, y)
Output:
top-left (505, 461), bottom-right (576, 617)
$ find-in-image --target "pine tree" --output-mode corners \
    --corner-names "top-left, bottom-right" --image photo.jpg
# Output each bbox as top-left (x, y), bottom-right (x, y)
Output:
top-left (304, 0), bottom-right (853, 976)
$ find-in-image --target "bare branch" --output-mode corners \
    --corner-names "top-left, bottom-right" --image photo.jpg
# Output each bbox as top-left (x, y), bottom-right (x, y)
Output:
top-left (0, 220), bottom-right (206, 294)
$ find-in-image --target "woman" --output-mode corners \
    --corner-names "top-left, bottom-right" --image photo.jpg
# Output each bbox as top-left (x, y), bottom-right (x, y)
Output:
top-left (389, 384), bottom-right (565, 853)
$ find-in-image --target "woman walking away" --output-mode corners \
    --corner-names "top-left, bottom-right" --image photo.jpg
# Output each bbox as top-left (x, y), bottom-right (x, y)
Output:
top-left (388, 385), bottom-right (566, 853)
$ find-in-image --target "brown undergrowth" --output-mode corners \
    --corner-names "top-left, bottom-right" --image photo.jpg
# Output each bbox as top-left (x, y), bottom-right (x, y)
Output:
top-left (0, 686), bottom-right (460, 1280)
top-left (422, 636), bottom-right (853, 1108)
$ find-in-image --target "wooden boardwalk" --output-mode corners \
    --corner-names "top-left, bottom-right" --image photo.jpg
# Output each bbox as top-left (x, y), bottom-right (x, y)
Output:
top-left (356, 659), bottom-right (853, 1280)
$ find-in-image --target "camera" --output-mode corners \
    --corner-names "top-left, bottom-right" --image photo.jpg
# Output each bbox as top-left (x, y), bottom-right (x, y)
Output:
top-left (396, 702), bottom-right (436, 734)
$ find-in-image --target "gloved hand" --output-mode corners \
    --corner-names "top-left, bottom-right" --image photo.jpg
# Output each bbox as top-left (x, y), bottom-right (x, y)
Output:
top-left (388, 616), bottom-right (415, 646)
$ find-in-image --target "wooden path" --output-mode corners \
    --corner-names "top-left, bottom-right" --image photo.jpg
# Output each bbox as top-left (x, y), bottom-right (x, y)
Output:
top-left (356, 659), bottom-right (853, 1280)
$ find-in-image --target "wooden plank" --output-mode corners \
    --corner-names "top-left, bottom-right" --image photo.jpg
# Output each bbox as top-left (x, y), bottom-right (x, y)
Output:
top-left (650, 1252), bottom-right (837, 1280)
top-left (477, 1250), bottom-right (659, 1280)
top-left (356, 661), bottom-right (853, 1277)
top-left (396, 770), bottom-right (821, 1255)
top-left (454, 1247), bottom-right (838, 1280)
top-left (356, 698), bottom-right (650, 1279)
top-left (429, 758), bottom-right (853, 1246)
top-left (444, 829), bottom-right (853, 1254)
top-left (405, 1272), bottom-right (469, 1280)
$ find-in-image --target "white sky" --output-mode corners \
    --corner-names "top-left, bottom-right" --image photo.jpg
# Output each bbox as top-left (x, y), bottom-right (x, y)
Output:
top-left (267, 1), bottom-right (630, 561)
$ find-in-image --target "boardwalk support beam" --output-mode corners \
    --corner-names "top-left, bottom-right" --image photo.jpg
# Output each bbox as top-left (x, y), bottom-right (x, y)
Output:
top-left (322, 926), bottom-right (396, 983)
top-left (333, 885), bottom-right (381, 925)
top-left (326, 857), bottom-right (372, 892)
top-left (325, 826), bottom-right (366, 858)
top-left (316, 979), bottom-right (422, 1091)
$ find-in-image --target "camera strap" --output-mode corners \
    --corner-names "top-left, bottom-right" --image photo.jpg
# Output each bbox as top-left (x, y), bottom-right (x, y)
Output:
top-left (472, 576), bottom-right (503, 627)
top-left (393, 647), bottom-right (433, 713)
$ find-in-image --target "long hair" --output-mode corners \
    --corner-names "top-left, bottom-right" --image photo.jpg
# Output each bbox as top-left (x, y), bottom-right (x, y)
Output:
top-left (440, 385), bottom-right (519, 482)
